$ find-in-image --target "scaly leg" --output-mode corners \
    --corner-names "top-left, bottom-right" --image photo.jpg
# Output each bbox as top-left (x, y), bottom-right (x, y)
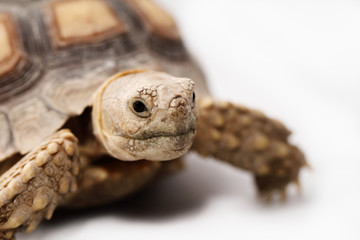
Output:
top-left (192, 98), bottom-right (307, 201)
top-left (0, 130), bottom-right (81, 239)
top-left (63, 159), bottom-right (161, 208)
top-left (63, 157), bottom-right (184, 208)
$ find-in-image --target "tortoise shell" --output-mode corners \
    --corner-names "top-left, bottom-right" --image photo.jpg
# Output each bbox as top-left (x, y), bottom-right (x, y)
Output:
top-left (0, 0), bottom-right (208, 161)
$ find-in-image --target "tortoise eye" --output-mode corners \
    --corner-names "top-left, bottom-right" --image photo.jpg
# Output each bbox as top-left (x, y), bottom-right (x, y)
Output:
top-left (192, 92), bottom-right (196, 102)
top-left (129, 98), bottom-right (151, 118)
top-left (133, 101), bottom-right (147, 113)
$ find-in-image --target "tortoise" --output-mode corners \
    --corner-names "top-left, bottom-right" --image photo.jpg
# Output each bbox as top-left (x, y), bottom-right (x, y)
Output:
top-left (0, 0), bottom-right (308, 239)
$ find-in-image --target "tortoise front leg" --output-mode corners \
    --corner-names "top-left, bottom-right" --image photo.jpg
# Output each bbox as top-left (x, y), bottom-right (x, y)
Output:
top-left (0, 130), bottom-right (81, 239)
top-left (192, 98), bottom-right (307, 201)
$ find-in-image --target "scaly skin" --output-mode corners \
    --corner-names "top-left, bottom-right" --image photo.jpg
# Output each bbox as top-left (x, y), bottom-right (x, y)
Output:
top-left (0, 130), bottom-right (81, 239)
top-left (192, 98), bottom-right (307, 201)
top-left (63, 157), bottom-right (184, 208)
top-left (0, 130), bottom-right (184, 239)
top-left (63, 158), bottom-right (162, 208)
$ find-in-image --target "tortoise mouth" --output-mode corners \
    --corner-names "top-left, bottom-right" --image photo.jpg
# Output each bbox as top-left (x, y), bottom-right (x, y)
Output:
top-left (127, 128), bottom-right (196, 141)
top-left (140, 129), bottom-right (196, 152)
top-left (119, 128), bottom-right (196, 160)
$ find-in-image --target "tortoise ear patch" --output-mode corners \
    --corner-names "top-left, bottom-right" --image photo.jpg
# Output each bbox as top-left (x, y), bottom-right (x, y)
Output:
top-left (127, 0), bottom-right (180, 40)
top-left (49, 0), bottom-right (126, 48)
top-left (0, 14), bottom-right (21, 77)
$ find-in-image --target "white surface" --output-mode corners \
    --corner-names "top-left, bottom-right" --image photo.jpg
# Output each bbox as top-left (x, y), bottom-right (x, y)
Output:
top-left (20, 1), bottom-right (360, 239)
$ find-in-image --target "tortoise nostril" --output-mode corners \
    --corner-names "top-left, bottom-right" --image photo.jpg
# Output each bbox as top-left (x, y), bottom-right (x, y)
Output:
top-left (170, 97), bottom-right (186, 108)
top-left (170, 97), bottom-right (190, 117)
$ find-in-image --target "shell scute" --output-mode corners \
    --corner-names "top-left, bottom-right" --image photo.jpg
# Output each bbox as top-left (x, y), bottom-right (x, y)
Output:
top-left (0, 14), bottom-right (22, 77)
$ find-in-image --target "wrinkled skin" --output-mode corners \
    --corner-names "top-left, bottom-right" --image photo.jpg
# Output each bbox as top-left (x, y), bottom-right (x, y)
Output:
top-left (92, 70), bottom-right (198, 161)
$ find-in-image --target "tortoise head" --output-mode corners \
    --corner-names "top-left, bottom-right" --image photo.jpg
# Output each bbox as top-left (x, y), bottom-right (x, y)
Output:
top-left (92, 70), bottom-right (198, 161)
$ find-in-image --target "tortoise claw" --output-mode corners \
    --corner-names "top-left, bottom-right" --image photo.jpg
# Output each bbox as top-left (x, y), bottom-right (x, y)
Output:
top-left (279, 187), bottom-right (287, 202)
top-left (258, 178), bottom-right (303, 203)
top-left (259, 191), bottom-right (273, 203)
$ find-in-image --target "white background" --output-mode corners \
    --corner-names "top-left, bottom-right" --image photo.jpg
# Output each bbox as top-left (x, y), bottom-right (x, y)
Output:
top-left (20, 0), bottom-right (360, 239)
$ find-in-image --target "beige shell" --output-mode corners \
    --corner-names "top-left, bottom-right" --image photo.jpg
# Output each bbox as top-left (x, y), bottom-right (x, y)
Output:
top-left (0, 0), bottom-right (209, 162)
